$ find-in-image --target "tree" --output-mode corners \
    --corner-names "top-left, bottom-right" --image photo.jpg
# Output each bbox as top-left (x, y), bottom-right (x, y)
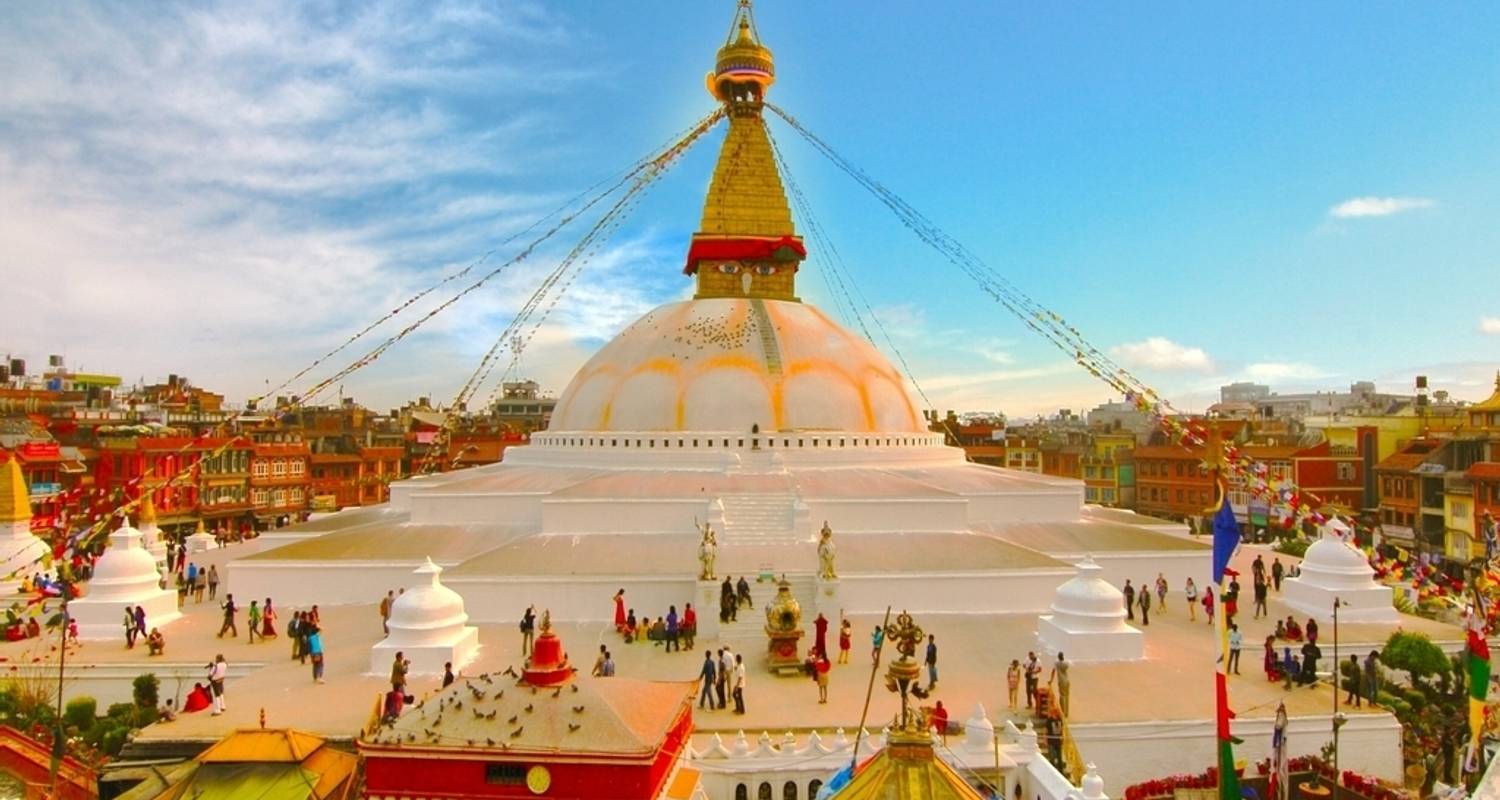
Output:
top-left (132, 673), bottom-right (159, 710)
top-left (1380, 631), bottom-right (1449, 688)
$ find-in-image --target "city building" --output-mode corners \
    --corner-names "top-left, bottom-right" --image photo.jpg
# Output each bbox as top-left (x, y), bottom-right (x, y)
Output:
top-left (492, 379), bottom-right (556, 434)
top-left (248, 431), bottom-right (311, 529)
top-left (1215, 380), bottom-right (1413, 421)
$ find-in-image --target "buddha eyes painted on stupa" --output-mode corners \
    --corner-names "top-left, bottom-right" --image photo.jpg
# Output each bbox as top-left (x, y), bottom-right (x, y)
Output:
top-left (715, 261), bottom-right (743, 274)
top-left (755, 265), bottom-right (777, 276)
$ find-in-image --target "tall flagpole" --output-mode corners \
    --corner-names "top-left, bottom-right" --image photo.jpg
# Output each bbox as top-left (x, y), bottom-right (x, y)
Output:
top-left (1210, 460), bottom-right (1243, 800)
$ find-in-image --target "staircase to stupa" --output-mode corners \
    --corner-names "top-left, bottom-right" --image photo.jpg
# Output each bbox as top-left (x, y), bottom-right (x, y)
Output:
top-left (711, 572), bottom-right (817, 643)
top-left (718, 493), bottom-right (798, 544)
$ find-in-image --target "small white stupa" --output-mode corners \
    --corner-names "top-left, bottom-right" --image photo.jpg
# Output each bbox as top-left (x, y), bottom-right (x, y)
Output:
top-left (369, 558), bottom-right (479, 676)
top-left (137, 494), bottom-right (168, 565)
top-left (69, 523), bottom-right (181, 639)
top-left (0, 458), bottom-right (48, 594)
top-left (1037, 555), bottom-right (1145, 661)
top-left (1282, 518), bottom-right (1397, 623)
top-left (185, 519), bottom-right (218, 553)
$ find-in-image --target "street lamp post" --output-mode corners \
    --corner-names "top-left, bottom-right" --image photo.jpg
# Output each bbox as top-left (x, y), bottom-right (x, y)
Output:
top-left (1331, 597), bottom-right (1346, 793)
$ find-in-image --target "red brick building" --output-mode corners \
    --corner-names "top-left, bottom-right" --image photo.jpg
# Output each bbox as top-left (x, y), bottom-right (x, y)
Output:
top-left (1134, 443), bottom-right (1214, 522)
top-left (249, 433), bottom-right (310, 527)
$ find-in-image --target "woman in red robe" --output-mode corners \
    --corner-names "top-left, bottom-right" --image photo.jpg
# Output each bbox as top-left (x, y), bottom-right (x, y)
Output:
top-left (613, 589), bottom-right (627, 633)
top-left (183, 683), bottom-right (213, 713)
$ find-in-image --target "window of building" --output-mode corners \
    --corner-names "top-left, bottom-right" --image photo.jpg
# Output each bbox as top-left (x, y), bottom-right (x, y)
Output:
top-left (272, 460), bottom-right (286, 477)
top-left (784, 781), bottom-right (798, 800)
top-left (759, 783), bottom-right (773, 800)
top-left (291, 488), bottom-right (304, 504)
top-left (1175, 462), bottom-right (1185, 477)
top-left (252, 461), bottom-right (268, 478)
top-left (1336, 462), bottom-right (1353, 481)
top-left (484, 764), bottom-right (526, 785)
top-left (1102, 488), bottom-right (1116, 503)
top-left (736, 786), bottom-right (749, 800)
top-left (1085, 488), bottom-right (1098, 501)
top-left (1102, 466), bottom-right (1114, 479)
top-left (808, 780), bottom-right (823, 798)
top-left (252, 489), bottom-right (269, 506)
top-left (1176, 489), bottom-right (1184, 503)
top-left (273, 489), bottom-right (286, 506)
top-left (290, 460), bottom-right (305, 476)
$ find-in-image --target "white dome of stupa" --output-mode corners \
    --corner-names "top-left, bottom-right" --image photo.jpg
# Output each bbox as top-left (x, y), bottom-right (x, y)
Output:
top-left (1281, 518), bottom-right (1397, 623)
top-left (88, 526), bottom-right (165, 601)
top-left (1298, 519), bottom-right (1375, 585)
top-left (550, 298), bottom-right (922, 433)
top-left (371, 557), bottom-right (479, 675)
top-left (1047, 556), bottom-right (1128, 628)
top-left (1037, 555), bottom-right (1144, 661)
top-left (387, 558), bottom-right (469, 640)
top-left (68, 523), bottom-right (181, 640)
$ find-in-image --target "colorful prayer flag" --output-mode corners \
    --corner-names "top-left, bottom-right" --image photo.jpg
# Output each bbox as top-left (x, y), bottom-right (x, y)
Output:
top-left (1211, 492), bottom-right (1242, 800)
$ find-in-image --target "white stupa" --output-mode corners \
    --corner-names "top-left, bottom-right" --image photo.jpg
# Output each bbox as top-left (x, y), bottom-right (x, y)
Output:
top-left (185, 519), bottom-right (218, 553)
top-left (1281, 518), bottom-right (1398, 623)
top-left (369, 558), bottom-right (479, 676)
top-left (1037, 555), bottom-right (1145, 661)
top-left (69, 524), bottom-right (181, 640)
top-left (137, 494), bottom-right (168, 565)
top-left (0, 458), bottom-right (48, 594)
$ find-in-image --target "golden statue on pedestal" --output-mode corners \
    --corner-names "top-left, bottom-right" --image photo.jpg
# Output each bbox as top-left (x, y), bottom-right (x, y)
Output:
top-left (882, 610), bottom-right (927, 733)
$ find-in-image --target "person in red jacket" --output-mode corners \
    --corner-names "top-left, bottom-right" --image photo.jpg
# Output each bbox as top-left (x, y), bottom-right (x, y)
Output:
top-left (682, 603), bottom-right (698, 650)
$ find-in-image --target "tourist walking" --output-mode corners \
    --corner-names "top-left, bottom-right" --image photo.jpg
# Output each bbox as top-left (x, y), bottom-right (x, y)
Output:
top-left (720, 577), bottom-right (736, 623)
top-left (682, 603), bottom-right (697, 650)
top-left (288, 612), bottom-right (303, 661)
top-left (209, 654), bottom-right (228, 715)
top-left (736, 576), bottom-right (752, 609)
top-left (261, 599), bottom-right (277, 639)
top-left (1271, 558), bottom-right (1284, 591)
top-left (520, 606), bottom-right (536, 655)
top-left (1138, 584), bottom-right (1151, 626)
top-left (665, 605), bottom-right (680, 653)
top-left (1224, 578), bottom-right (1240, 623)
top-left (194, 566), bottom-right (207, 603)
top-left (925, 634), bottom-right (939, 689)
top-left (601, 650), bottom-right (615, 677)
top-left (1203, 586), bottom-right (1215, 624)
top-left (1185, 577), bottom-right (1198, 621)
top-left (814, 652), bottom-right (831, 703)
top-left (218, 594), bottom-right (238, 637)
top-left (307, 623), bottom-right (325, 684)
top-left (379, 590), bottom-right (395, 635)
top-left (871, 624), bottom-right (884, 663)
top-left (1363, 650), bottom-right (1380, 706)
top-left (247, 600), bottom-right (262, 643)
top-left (443, 662), bottom-right (455, 688)
top-left (1155, 573), bottom-right (1168, 612)
top-left (1344, 654), bottom-right (1362, 707)
top-left (1007, 659), bottom-right (1021, 710)
top-left (1253, 574), bottom-right (1268, 619)
top-left (207, 565), bottom-right (219, 600)
top-left (1024, 651), bottom-right (1040, 709)
top-left (1306, 617), bottom-right (1319, 645)
top-left (1050, 653), bottom-right (1070, 717)
top-left (1227, 624), bottom-right (1242, 674)
top-left (123, 606), bottom-right (137, 648)
top-left (699, 650), bottom-right (718, 709)
top-left (134, 605), bottom-right (147, 642)
top-left (176, 572), bottom-right (189, 608)
top-left (813, 613), bottom-right (829, 658)
top-left (717, 647), bottom-right (732, 709)
top-left (390, 651), bottom-right (409, 693)
top-left (1263, 635), bottom-right (1278, 681)
top-left (838, 618), bottom-right (852, 664)
top-left (1122, 579), bottom-right (1135, 620)
top-left (1251, 554), bottom-right (1266, 587)
top-left (613, 589), bottom-right (627, 633)
top-left (732, 654), bottom-right (746, 714)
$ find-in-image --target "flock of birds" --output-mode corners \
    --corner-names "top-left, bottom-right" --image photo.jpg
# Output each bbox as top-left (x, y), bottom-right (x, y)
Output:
top-left (368, 664), bottom-right (588, 749)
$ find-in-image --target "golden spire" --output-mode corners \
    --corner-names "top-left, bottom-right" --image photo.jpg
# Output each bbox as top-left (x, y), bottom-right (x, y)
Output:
top-left (0, 457), bottom-right (32, 525)
top-left (686, 0), bottom-right (805, 300)
top-left (139, 492), bottom-right (157, 526)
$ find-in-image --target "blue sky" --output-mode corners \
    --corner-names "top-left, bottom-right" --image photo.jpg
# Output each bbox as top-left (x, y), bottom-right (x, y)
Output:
top-left (2, 1), bottom-right (1497, 417)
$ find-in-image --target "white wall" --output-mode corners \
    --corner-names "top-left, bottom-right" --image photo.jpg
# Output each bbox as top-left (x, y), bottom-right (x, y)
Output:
top-left (1069, 712), bottom-right (1402, 794)
top-left (836, 569), bottom-right (1074, 616)
top-left (445, 574), bottom-right (699, 624)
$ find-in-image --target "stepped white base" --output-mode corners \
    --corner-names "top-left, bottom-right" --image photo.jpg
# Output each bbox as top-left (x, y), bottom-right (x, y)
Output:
top-left (186, 533), bottom-right (219, 553)
top-left (69, 589), bottom-right (182, 641)
top-left (370, 627), bottom-right (479, 676)
top-left (1281, 577), bottom-right (1398, 623)
top-left (1036, 615), bottom-right (1145, 662)
top-left (697, 579), bottom-right (723, 640)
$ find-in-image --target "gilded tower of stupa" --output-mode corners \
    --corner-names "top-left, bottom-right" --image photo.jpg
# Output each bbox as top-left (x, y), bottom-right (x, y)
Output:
top-left (685, 0), bottom-right (806, 301)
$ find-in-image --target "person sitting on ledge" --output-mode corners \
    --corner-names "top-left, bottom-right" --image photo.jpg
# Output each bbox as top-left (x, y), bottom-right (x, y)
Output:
top-left (1273, 619), bottom-right (1286, 639)
top-left (182, 683), bottom-right (213, 713)
top-left (649, 617), bottom-right (666, 643)
top-left (1283, 616), bottom-right (1303, 642)
top-left (24, 619), bottom-right (40, 640)
top-left (147, 627), bottom-right (166, 656)
top-left (19, 575), bottom-right (33, 594)
top-left (623, 609), bottom-right (637, 643)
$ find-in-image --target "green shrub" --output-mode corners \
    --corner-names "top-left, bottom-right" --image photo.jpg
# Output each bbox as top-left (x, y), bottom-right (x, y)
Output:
top-left (132, 673), bottom-right (159, 709)
top-left (63, 697), bottom-right (97, 732)
top-left (1381, 632), bottom-right (1449, 684)
top-left (1273, 538), bottom-right (1310, 558)
top-left (99, 725), bottom-right (129, 756)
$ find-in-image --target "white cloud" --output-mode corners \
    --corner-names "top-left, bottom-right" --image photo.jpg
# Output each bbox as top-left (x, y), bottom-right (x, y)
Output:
top-left (1328, 196), bottom-right (1434, 218)
top-left (1109, 337), bottom-right (1216, 373)
top-left (1479, 317), bottom-right (1500, 335)
top-left (1241, 362), bottom-right (1332, 381)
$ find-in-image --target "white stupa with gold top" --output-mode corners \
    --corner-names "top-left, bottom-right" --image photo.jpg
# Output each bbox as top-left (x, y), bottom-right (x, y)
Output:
top-left (0, 458), bottom-right (49, 594)
top-left (228, 1), bottom-right (1208, 623)
top-left (137, 494), bottom-right (168, 565)
top-left (69, 521), bottom-right (181, 640)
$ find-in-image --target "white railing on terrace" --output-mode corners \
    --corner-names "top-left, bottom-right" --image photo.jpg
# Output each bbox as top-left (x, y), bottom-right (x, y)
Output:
top-left (531, 431), bottom-right (946, 452)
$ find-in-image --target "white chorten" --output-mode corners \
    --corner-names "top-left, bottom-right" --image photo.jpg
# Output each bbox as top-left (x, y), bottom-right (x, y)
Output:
top-left (137, 495), bottom-right (168, 565)
top-left (369, 558), bottom-right (479, 675)
top-left (1281, 518), bottom-right (1397, 623)
top-left (185, 519), bottom-right (218, 553)
top-left (0, 458), bottom-right (48, 594)
top-left (69, 524), bottom-right (181, 640)
top-left (1037, 555), bottom-right (1145, 661)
